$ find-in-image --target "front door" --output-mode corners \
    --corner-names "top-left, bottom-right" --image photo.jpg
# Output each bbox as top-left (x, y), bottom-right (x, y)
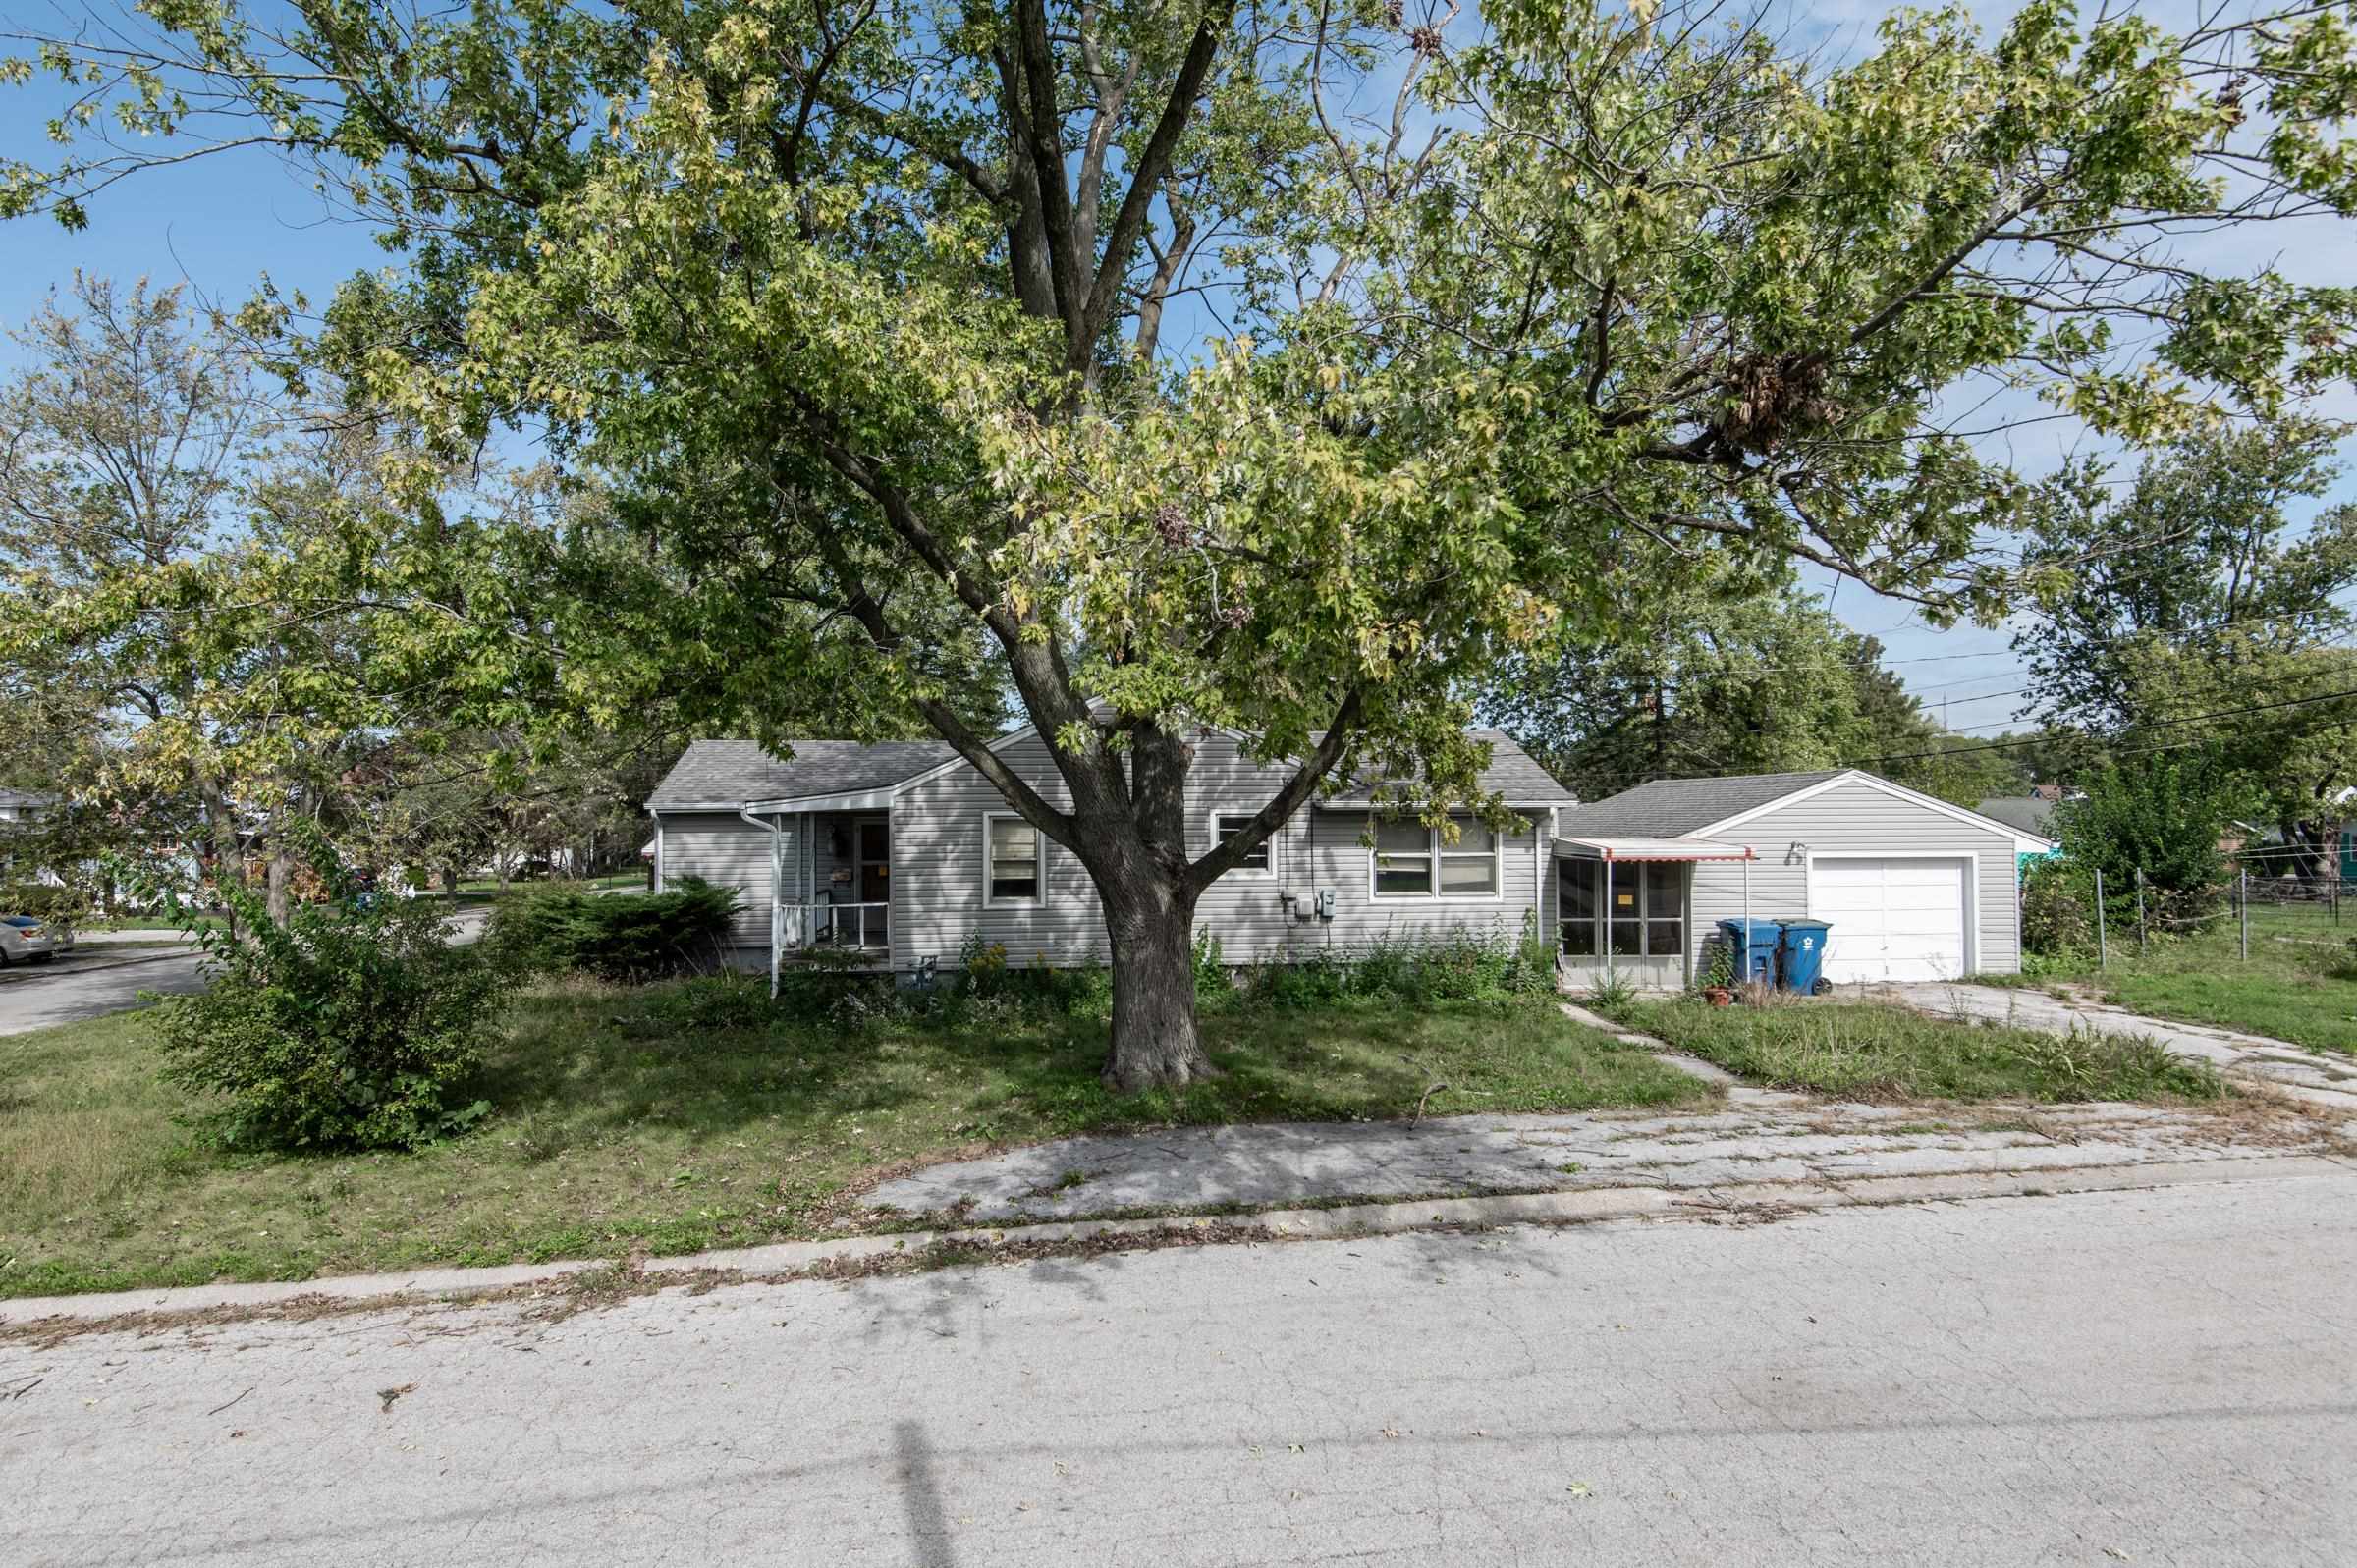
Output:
top-left (856, 821), bottom-right (890, 946)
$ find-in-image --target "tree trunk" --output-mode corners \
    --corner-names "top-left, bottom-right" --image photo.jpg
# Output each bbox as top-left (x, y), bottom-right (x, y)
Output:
top-left (265, 843), bottom-right (292, 925)
top-left (1101, 876), bottom-right (1216, 1093)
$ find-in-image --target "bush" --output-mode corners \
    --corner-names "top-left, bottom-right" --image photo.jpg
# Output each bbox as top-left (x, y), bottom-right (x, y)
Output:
top-left (488, 877), bottom-right (740, 981)
top-left (1241, 922), bottom-right (1547, 1007)
top-left (135, 825), bottom-right (499, 1151)
top-left (0, 882), bottom-right (90, 924)
top-left (2055, 756), bottom-right (2238, 935)
top-left (2019, 858), bottom-right (2094, 958)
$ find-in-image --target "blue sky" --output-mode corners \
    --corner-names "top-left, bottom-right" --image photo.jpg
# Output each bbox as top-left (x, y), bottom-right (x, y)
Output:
top-left (1, 0), bottom-right (2348, 747)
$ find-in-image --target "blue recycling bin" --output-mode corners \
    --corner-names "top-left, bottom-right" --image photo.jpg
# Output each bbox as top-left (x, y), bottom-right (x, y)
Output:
top-left (1776, 919), bottom-right (1834, 994)
top-left (1715, 918), bottom-right (1781, 985)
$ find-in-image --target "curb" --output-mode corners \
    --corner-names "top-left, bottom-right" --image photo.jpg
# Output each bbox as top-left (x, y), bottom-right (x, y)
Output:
top-left (6, 1152), bottom-right (2349, 1326)
top-left (0, 946), bottom-right (201, 986)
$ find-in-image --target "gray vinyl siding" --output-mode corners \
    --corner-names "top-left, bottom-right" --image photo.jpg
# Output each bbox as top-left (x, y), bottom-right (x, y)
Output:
top-left (656, 811), bottom-right (774, 947)
top-left (1684, 777), bottom-right (2021, 977)
top-left (892, 730), bottom-right (1108, 969)
top-left (886, 730), bottom-right (1549, 971)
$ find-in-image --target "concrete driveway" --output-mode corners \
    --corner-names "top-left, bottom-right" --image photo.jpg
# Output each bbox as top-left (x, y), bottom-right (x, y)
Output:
top-left (1881, 980), bottom-right (2357, 1109)
top-left (6, 1172), bottom-right (2353, 1566)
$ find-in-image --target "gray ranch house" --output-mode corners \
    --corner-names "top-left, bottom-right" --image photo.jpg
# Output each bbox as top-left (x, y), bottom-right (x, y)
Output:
top-left (644, 733), bottom-right (2052, 991)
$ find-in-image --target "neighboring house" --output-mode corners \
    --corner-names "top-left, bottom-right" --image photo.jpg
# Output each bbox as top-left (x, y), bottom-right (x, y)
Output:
top-left (0, 787), bottom-right (56, 825)
top-left (1546, 771), bottom-right (2055, 988)
top-left (0, 788), bottom-right (63, 887)
top-left (1974, 795), bottom-right (2057, 841)
top-left (645, 738), bottom-right (2055, 990)
top-left (643, 730), bottom-right (1573, 983)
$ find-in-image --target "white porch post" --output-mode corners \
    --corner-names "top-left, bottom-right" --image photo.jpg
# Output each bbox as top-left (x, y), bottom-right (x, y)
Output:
top-left (1742, 854), bottom-right (1752, 980)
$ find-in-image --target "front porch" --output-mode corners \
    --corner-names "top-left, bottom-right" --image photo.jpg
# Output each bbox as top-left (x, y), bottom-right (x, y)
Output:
top-left (745, 803), bottom-right (896, 975)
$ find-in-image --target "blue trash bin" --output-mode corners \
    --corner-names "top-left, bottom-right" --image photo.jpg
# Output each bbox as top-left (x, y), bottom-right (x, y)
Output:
top-left (1715, 918), bottom-right (1781, 985)
top-left (1776, 919), bottom-right (1834, 994)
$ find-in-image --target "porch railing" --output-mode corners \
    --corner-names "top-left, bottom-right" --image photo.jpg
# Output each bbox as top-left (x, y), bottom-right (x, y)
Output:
top-left (788, 901), bottom-right (888, 951)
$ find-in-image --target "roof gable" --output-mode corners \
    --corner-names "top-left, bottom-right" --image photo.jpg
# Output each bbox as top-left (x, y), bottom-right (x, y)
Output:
top-left (1557, 768), bottom-right (2056, 851)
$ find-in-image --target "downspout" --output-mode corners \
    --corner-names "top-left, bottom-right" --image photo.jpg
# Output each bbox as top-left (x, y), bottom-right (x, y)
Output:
top-left (650, 810), bottom-right (665, 893)
top-left (740, 805), bottom-right (783, 999)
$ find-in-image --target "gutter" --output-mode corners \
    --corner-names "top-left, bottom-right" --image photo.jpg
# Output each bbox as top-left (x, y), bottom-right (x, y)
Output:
top-left (739, 805), bottom-right (786, 1000)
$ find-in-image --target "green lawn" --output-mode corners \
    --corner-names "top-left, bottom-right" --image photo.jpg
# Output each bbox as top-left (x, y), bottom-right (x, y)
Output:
top-left (1613, 997), bottom-right (2229, 1104)
top-left (1996, 904), bottom-right (2357, 1055)
top-left (0, 980), bottom-right (1708, 1299)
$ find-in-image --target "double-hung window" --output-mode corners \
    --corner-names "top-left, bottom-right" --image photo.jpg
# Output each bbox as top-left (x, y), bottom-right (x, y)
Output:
top-left (984, 814), bottom-right (1041, 903)
top-left (1215, 814), bottom-right (1273, 874)
top-left (1373, 817), bottom-right (1501, 898)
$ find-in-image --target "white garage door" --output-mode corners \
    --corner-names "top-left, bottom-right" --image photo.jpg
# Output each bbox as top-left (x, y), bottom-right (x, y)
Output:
top-left (1810, 857), bottom-right (1969, 984)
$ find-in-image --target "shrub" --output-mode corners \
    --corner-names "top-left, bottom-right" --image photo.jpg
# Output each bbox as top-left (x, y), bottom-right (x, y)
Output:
top-left (488, 877), bottom-right (739, 981)
top-left (1240, 923), bottom-right (1542, 1007)
top-left (135, 825), bottom-right (499, 1151)
top-left (2019, 858), bottom-right (2094, 957)
top-left (2054, 756), bottom-right (2239, 934)
top-left (0, 882), bottom-right (89, 924)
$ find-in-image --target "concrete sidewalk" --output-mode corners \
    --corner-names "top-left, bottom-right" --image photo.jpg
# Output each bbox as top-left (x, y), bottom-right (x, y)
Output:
top-left (865, 1087), bottom-right (2344, 1223)
top-left (1882, 980), bottom-right (2357, 1109)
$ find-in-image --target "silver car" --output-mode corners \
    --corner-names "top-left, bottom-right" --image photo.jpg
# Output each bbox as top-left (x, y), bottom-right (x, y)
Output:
top-left (0, 913), bottom-right (73, 966)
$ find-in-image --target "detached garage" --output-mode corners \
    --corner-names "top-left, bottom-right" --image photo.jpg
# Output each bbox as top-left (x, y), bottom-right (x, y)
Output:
top-left (1544, 770), bottom-right (2055, 989)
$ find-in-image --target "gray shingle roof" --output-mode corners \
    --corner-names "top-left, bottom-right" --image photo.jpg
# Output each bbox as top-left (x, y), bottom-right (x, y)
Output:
top-left (645, 739), bottom-right (958, 809)
top-left (1551, 770), bottom-right (1850, 839)
top-left (1324, 730), bottom-right (1577, 806)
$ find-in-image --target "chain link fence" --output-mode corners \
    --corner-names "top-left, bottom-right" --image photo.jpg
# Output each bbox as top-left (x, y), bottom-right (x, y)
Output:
top-left (2024, 849), bottom-right (2356, 971)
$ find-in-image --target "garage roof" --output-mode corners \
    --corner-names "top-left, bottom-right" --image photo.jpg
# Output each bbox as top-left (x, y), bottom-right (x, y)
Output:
top-left (1554, 767), bottom-right (2055, 852)
top-left (1551, 770), bottom-right (1848, 838)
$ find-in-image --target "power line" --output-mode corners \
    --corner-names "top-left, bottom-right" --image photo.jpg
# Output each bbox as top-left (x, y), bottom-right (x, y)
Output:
top-left (1844, 681), bottom-right (2357, 767)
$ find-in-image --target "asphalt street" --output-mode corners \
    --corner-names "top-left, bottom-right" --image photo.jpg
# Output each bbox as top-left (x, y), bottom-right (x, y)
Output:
top-left (0, 907), bottom-right (491, 1038)
top-left (6, 1171), bottom-right (2352, 1566)
top-left (0, 951), bottom-right (206, 1037)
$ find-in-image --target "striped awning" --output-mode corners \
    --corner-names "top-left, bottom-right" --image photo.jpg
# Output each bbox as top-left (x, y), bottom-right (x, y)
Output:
top-left (1552, 837), bottom-right (1754, 862)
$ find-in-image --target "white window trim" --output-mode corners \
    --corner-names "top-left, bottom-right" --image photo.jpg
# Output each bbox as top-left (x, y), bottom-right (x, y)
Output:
top-left (1369, 818), bottom-right (1506, 901)
top-left (981, 810), bottom-right (1046, 908)
top-left (1210, 811), bottom-right (1279, 878)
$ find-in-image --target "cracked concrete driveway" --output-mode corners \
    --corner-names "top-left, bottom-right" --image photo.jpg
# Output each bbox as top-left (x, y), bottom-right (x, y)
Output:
top-left (1882, 981), bottom-right (2357, 1109)
top-left (7, 1172), bottom-right (2355, 1566)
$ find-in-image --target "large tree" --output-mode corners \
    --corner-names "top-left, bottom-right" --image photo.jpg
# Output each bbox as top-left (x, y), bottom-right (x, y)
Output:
top-left (8, 1), bottom-right (2355, 1086)
top-left (2015, 421), bottom-right (2357, 730)
top-left (0, 275), bottom-right (277, 896)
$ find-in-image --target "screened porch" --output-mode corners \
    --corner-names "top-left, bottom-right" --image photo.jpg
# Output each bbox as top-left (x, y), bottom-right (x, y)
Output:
top-left (1552, 837), bottom-right (1755, 990)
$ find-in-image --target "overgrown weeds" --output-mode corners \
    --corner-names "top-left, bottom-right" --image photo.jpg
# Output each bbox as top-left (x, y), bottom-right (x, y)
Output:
top-left (1611, 997), bottom-right (2227, 1104)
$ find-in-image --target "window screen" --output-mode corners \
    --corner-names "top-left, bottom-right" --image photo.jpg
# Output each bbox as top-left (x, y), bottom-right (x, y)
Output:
top-left (1643, 861), bottom-right (1683, 959)
top-left (988, 817), bottom-right (1039, 901)
top-left (1373, 818), bottom-right (1432, 895)
top-left (1439, 819), bottom-right (1498, 894)
top-left (1560, 863), bottom-right (1599, 955)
